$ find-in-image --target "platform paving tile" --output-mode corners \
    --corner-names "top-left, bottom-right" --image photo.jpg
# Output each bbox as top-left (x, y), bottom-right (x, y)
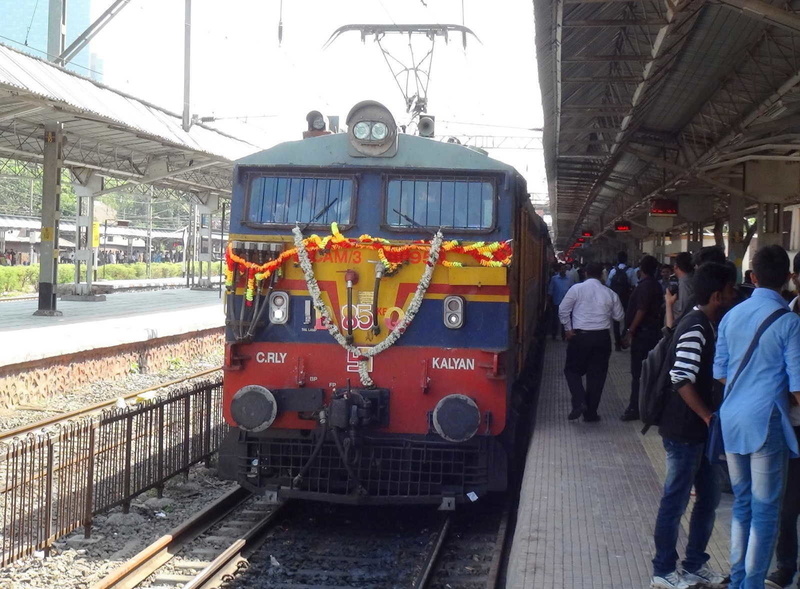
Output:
top-left (507, 339), bottom-right (732, 589)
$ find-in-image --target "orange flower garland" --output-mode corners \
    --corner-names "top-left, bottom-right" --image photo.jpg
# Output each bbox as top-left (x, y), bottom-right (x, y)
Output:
top-left (225, 223), bottom-right (513, 304)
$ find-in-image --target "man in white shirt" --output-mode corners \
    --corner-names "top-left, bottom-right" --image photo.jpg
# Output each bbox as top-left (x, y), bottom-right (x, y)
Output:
top-left (559, 262), bottom-right (626, 422)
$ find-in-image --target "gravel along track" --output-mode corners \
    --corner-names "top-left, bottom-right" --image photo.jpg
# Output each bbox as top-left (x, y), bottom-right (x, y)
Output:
top-left (0, 465), bottom-right (236, 589)
top-left (0, 352), bottom-right (222, 433)
top-left (218, 498), bottom-right (509, 589)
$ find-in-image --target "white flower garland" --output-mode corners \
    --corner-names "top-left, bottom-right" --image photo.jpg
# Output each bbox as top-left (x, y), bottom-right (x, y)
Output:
top-left (293, 226), bottom-right (443, 386)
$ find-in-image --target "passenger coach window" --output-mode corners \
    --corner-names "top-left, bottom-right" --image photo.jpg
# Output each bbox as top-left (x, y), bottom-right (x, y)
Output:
top-left (386, 178), bottom-right (494, 230)
top-left (247, 176), bottom-right (354, 226)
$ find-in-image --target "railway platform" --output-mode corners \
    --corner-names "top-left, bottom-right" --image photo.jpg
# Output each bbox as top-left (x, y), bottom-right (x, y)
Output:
top-left (507, 339), bottom-right (732, 589)
top-left (0, 289), bottom-right (225, 408)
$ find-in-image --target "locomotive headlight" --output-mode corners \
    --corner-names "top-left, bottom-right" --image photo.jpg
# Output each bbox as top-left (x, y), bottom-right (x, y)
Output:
top-left (231, 385), bottom-right (278, 432)
top-left (370, 122), bottom-right (388, 140)
top-left (443, 296), bottom-right (464, 329)
top-left (433, 394), bottom-right (481, 443)
top-left (353, 121), bottom-right (371, 140)
top-left (269, 291), bottom-right (290, 324)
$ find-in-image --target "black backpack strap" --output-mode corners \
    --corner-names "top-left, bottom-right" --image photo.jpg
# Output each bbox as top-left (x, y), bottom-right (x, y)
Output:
top-left (725, 307), bottom-right (790, 397)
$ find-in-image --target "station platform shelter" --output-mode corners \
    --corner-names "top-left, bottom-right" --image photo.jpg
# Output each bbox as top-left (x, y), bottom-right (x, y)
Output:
top-left (507, 340), bottom-right (733, 589)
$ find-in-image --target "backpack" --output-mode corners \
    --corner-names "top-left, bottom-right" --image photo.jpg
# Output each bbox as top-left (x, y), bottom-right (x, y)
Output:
top-left (609, 266), bottom-right (630, 300)
top-left (638, 326), bottom-right (675, 434)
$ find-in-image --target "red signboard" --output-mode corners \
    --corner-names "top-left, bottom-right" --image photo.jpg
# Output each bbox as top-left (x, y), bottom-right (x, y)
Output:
top-left (581, 230), bottom-right (594, 237)
top-left (650, 199), bottom-right (678, 217)
top-left (615, 220), bottom-right (632, 232)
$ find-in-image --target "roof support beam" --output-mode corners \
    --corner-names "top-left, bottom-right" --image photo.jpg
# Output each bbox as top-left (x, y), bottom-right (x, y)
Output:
top-left (563, 0), bottom-right (705, 246)
top-left (563, 76), bottom-right (642, 83)
top-left (562, 55), bottom-right (650, 62)
top-left (0, 105), bottom-right (42, 123)
top-left (563, 19), bottom-right (667, 27)
top-left (717, 0), bottom-right (800, 35)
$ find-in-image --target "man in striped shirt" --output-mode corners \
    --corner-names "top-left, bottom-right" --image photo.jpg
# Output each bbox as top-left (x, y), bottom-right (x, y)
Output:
top-left (650, 262), bottom-right (736, 589)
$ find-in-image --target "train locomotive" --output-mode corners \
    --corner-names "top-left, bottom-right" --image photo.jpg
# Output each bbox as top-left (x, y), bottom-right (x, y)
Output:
top-left (219, 101), bottom-right (551, 506)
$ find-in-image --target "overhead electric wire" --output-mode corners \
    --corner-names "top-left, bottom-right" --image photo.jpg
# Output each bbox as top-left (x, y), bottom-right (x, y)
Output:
top-left (24, 0), bottom-right (40, 47)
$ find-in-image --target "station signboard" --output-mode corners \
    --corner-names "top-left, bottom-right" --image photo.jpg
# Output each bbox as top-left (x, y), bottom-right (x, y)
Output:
top-left (614, 220), bottom-right (632, 232)
top-left (650, 199), bottom-right (678, 217)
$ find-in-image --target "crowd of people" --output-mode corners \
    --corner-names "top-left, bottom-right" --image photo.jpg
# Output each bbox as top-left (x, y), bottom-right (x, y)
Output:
top-left (548, 245), bottom-right (800, 589)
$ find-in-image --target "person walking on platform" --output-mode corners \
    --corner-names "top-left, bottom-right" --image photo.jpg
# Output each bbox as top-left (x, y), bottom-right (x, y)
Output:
top-left (558, 262), bottom-right (625, 422)
top-left (621, 255), bottom-right (664, 421)
top-left (650, 263), bottom-right (736, 589)
top-left (714, 245), bottom-right (800, 589)
top-left (766, 251), bottom-right (800, 589)
top-left (607, 251), bottom-right (638, 350)
top-left (548, 264), bottom-right (573, 340)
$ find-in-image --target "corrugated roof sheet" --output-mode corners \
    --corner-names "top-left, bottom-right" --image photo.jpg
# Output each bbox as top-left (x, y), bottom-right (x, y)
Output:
top-left (0, 42), bottom-right (255, 162)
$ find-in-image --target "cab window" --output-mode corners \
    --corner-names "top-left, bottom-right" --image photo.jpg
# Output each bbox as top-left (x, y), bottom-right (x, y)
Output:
top-left (386, 177), bottom-right (494, 230)
top-left (246, 176), bottom-right (355, 226)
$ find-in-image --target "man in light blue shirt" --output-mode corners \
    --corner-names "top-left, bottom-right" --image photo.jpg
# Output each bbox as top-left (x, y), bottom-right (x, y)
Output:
top-left (548, 264), bottom-right (573, 340)
top-left (714, 245), bottom-right (800, 589)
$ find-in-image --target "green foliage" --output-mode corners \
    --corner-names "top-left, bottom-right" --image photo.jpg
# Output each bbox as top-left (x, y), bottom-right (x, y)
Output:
top-left (0, 262), bottom-right (191, 294)
top-left (166, 356), bottom-right (185, 371)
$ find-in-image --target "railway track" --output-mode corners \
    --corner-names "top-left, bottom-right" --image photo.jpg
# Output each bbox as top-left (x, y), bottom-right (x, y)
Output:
top-left (0, 367), bottom-right (221, 442)
top-left (97, 493), bottom-right (510, 589)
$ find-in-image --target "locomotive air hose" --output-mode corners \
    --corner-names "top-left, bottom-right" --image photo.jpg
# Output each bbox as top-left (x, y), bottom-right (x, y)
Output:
top-left (244, 272), bottom-right (278, 340)
top-left (332, 426), bottom-right (366, 494)
top-left (371, 273), bottom-right (382, 336)
top-left (292, 419), bottom-right (329, 487)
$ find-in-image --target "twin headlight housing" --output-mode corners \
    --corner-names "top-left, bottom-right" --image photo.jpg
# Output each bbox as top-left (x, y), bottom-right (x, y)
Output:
top-left (346, 100), bottom-right (398, 158)
top-left (353, 121), bottom-right (389, 141)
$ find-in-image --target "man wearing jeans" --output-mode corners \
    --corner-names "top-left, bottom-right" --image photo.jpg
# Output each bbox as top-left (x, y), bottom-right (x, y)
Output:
top-left (714, 245), bottom-right (800, 589)
top-left (766, 251), bottom-right (800, 589)
top-left (651, 263), bottom-right (735, 589)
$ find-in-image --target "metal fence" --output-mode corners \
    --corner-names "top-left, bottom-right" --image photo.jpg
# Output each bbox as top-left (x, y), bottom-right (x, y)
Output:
top-left (0, 377), bottom-right (225, 567)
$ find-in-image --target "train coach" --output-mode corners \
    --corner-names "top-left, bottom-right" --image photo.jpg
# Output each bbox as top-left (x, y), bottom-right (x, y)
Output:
top-left (218, 101), bottom-right (551, 507)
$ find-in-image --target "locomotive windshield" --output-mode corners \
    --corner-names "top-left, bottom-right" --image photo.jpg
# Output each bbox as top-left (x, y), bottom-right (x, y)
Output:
top-left (246, 175), bottom-right (355, 226)
top-left (385, 177), bottom-right (494, 230)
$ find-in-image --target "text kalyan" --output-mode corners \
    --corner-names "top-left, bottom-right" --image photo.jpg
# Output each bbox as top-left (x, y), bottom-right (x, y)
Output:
top-left (339, 305), bottom-right (406, 331)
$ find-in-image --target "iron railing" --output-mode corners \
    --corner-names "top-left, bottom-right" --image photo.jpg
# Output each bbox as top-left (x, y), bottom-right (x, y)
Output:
top-left (0, 377), bottom-right (225, 567)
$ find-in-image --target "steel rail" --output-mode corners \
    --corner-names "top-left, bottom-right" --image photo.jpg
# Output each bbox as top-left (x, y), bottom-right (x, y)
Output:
top-left (90, 486), bottom-right (251, 589)
top-left (486, 507), bottom-right (512, 589)
top-left (0, 367), bottom-right (221, 442)
top-left (181, 501), bottom-right (289, 589)
top-left (413, 513), bottom-right (453, 589)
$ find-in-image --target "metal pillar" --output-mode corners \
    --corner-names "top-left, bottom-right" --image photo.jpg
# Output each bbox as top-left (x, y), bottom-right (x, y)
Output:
top-left (728, 192), bottom-right (746, 277)
top-left (63, 171), bottom-right (105, 301)
top-left (193, 203), bottom-right (215, 290)
top-left (688, 222), bottom-right (703, 253)
top-left (146, 186), bottom-right (153, 278)
top-left (182, 0), bottom-right (192, 132)
top-left (48, 0), bottom-right (66, 60)
top-left (34, 123), bottom-right (63, 316)
top-left (759, 202), bottom-right (784, 247)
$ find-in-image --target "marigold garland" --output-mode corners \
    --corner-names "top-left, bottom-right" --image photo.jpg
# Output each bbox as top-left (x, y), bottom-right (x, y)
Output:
top-left (225, 224), bottom-right (513, 305)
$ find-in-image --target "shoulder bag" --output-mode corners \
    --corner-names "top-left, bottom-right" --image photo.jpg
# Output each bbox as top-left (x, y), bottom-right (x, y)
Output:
top-left (706, 307), bottom-right (789, 463)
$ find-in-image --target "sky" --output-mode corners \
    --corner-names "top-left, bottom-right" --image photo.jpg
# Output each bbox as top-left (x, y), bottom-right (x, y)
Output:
top-left (63, 1), bottom-right (546, 200)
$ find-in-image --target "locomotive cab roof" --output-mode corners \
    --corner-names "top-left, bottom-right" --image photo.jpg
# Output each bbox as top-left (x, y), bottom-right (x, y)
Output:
top-left (235, 133), bottom-right (516, 174)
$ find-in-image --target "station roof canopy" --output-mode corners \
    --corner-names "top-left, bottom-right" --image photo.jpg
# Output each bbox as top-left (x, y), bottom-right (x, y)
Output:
top-left (535, 0), bottom-right (800, 247)
top-left (0, 42), bottom-right (257, 198)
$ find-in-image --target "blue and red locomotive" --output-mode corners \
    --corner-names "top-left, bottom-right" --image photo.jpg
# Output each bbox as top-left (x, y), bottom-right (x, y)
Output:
top-left (219, 101), bottom-right (551, 506)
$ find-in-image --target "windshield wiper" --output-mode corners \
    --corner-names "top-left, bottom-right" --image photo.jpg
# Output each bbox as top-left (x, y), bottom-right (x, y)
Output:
top-left (392, 209), bottom-right (426, 230)
top-left (300, 198), bottom-right (339, 231)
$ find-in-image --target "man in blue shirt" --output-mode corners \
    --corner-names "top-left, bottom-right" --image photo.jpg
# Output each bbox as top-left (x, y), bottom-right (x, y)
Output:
top-left (714, 245), bottom-right (800, 589)
top-left (548, 264), bottom-right (573, 340)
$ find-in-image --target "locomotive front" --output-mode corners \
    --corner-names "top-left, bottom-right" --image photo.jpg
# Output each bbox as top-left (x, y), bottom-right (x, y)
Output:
top-left (219, 101), bottom-right (520, 506)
